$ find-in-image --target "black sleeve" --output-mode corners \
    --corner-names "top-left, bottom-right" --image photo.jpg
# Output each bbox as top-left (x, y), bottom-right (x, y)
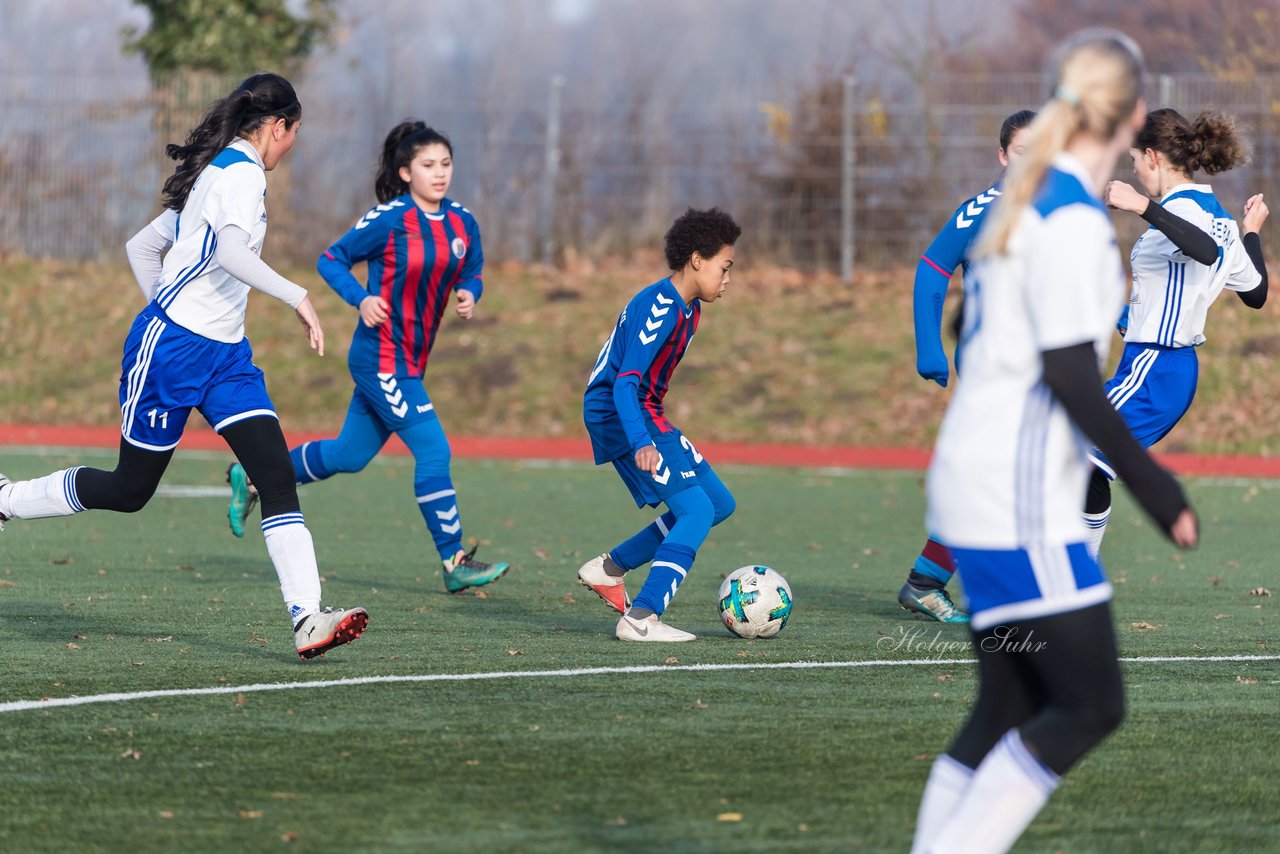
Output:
top-left (1236, 232), bottom-right (1268, 310)
top-left (1139, 201), bottom-right (1219, 265)
top-left (1041, 343), bottom-right (1190, 536)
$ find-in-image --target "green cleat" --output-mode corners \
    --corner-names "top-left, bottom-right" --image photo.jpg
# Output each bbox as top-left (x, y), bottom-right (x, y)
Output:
top-left (898, 582), bottom-right (969, 624)
top-left (442, 545), bottom-right (510, 593)
top-left (226, 462), bottom-right (258, 538)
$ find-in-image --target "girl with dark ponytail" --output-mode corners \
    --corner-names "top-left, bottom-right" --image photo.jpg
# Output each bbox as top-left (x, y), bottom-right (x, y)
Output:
top-left (0, 73), bottom-right (370, 662)
top-left (1080, 107), bottom-right (1269, 557)
top-left (228, 119), bottom-right (512, 595)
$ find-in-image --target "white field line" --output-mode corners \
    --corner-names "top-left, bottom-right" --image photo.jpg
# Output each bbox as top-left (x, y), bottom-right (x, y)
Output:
top-left (2, 654), bottom-right (1277, 716)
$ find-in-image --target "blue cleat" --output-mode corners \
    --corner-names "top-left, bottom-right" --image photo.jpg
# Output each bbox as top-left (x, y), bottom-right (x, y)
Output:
top-left (226, 462), bottom-right (258, 538)
top-left (442, 545), bottom-right (510, 593)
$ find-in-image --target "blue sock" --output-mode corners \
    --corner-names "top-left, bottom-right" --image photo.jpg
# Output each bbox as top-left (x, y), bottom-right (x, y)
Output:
top-left (609, 512), bottom-right (676, 571)
top-left (416, 476), bottom-right (462, 560)
top-left (633, 543), bottom-right (696, 616)
top-left (291, 441), bottom-right (334, 485)
top-left (912, 537), bottom-right (957, 587)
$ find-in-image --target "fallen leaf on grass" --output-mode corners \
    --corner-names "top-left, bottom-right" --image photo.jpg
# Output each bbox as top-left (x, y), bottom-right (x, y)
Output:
top-left (1213, 614), bottom-right (1232, 620)
top-left (717, 813), bottom-right (743, 822)
top-left (562, 593), bottom-right (576, 605)
top-left (1249, 587), bottom-right (1272, 597)
top-left (281, 832), bottom-right (299, 843)
top-left (234, 693), bottom-right (247, 709)
top-left (474, 590), bottom-right (490, 599)
top-left (120, 749), bottom-right (142, 760)
top-left (694, 698), bottom-right (709, 710)
top-left (465, 759), bottom-right (480, 766)
top-left (664, 657), bottom-right (679, 665)
top-left (605, 817), bottom-right (628, 827)
top-left (158, 811), bottom-right (174, 819)
top-left (65, 642), bottom-right (81, 650)
top-left (532, 547), bottom-right (550, 560)
top-left (51, 558), bottom-right (72, 565)
top-left (0, 579), bottom-right (16, 587)
top-left (237, 810), bottom-right (262, 819)
top-left (144, 636), bottom-right (173, 643)
top-left (1130, 621), bottom-right (1161, 631)
top-left (272, 792), bottom-right (299, 800)
top-left (1236, 675), bottom-right (1258, 685)
top-left (506, 649), bottom-right (522, 656)
top-left (249, 636), bottom-right (270, 645)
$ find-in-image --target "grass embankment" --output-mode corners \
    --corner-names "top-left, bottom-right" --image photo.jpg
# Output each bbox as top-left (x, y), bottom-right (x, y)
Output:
top-left (3, 255), bottom-right (1279, 453)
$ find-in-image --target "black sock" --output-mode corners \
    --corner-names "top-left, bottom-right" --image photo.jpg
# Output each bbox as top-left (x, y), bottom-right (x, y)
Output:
top-left (907, 570), bottom-right (946, 592)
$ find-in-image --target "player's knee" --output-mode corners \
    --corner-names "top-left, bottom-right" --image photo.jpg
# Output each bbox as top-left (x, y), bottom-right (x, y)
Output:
top-left (329, 444), bottom-right (377, 474)
top-left (115, 483), bottom-right (156, 513)
top-left (711, 489), bottom-right (736, 526)
top-left (672, 487), bottom-right (715, 531)
top-left (1085, 468), bottom-right (1112, 514)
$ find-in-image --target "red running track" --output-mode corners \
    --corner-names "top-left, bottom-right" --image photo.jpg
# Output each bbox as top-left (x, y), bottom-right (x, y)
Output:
top-left (2, 423), bottom-right (1279, 478)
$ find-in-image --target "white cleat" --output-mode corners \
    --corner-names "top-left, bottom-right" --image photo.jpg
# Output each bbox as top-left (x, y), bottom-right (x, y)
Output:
top-left (615, 612), bottom-right (696, 642)
top-left (577, 553), bottom-right (630, 614)
top-left (294, 606), bottom-right (369, 660)
top-left (0, 473), bottom-right (11, 533)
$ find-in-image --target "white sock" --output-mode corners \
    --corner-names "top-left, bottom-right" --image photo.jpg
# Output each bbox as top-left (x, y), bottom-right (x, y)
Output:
top-left (1083, 508), bottom-right (1110, 560)
top-left (261, 513), bottom-right (321, 625)
top-left (911, 754), bottom-right (975, 854)
top-left (3, 468), bottom-right (86, 519)
top-left (927, 730), bottom-right (1060, 854)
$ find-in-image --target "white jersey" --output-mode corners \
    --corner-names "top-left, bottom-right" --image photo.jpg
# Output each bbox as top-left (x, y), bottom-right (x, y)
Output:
top-left (148, 138), bottom-right (269, 343)
top-left (927, 154), bottom-right (1126, 549)
top-left (1124, 183), bottom-right (1261, 347)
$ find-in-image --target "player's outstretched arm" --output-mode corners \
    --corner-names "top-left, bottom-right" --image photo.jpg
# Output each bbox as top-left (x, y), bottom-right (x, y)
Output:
top-left (1238, 194), bottom-right (1269, 310)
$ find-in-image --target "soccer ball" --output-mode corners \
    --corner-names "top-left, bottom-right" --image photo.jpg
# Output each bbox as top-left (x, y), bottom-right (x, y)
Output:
top-left (717, 565), bottom-right (793, 638)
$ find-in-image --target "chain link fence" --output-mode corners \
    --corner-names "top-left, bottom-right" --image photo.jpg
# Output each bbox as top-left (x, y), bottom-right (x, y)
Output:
top-left (3, 69), bottom-right (1279, 272)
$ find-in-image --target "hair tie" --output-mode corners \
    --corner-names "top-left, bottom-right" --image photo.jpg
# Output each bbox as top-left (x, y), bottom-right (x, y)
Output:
top-left (1055, 86), bottom-right (1080, 106)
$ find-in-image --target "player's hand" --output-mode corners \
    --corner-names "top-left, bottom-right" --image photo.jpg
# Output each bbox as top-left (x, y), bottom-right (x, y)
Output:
top-left (455, 289), bottom-right (476, 320)
top-left (634, 445), bottom-right (661, 474)
top-left (295, 296), bottom-right (325, 357)
top-left (1105, 180), bottom-right (1148, 214)
top-left (916, 350), bottom-right (950, 388)
top-left (359, 295), bottom-right (390, 328)
top-left (1169, 508), bottom-right (1198, 549)
top-left (1243, 193), bottom-right (1269, 234)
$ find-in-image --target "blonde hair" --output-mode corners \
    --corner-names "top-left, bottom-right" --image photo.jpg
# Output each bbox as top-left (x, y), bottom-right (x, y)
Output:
top-left (977, 30), bottom-right (1145, 257)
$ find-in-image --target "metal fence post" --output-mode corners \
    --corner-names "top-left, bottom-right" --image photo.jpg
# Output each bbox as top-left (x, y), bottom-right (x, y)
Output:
top-left (541, 75), bottom-right (565, 265)
top-left (841, 74), bottom-right (857, 283)
top-left (1158, 73), bottom-right (1175, 109)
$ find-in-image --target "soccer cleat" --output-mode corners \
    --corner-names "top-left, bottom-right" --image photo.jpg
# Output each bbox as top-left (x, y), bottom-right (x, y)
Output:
top-left (226, 462), bottom-right (259, 538)
top-left (898, 582), bottom-right (970, 624)
top-left (615, 612), bottom-right (697, 642)
top-left (0, 473), bottom-right (11, 533)
top-left (294, 607), bottom-right (369, 660)
top-left (577, 553), bottom-right (630, 614)
top-left (442, 545), bottom-right (511, 593)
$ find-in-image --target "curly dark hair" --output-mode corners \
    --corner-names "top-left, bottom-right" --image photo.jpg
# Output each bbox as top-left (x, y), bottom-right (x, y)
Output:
top-left (663, 208), bottom-right (742, 271)
top-left (1136, 108), bottom-right (1249, 176)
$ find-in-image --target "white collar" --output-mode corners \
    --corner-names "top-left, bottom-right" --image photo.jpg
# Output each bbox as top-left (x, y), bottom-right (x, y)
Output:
top-left (230, 137), bottom-right (265, 168)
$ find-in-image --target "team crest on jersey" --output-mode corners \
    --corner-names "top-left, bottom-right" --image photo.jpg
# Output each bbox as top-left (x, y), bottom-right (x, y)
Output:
top-left (451, 237), bottom-right (467, 259)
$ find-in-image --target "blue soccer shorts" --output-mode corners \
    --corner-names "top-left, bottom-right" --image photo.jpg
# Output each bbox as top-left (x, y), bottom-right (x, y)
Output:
top-left (118, 304), bottom-right (276, 451)
top-left (1089, 342), bottom-right (1198, 479)
top-left (350, 370), bottom-right (440, 431)
top-left (610, 425), bottom-right (714, 508)
top-left (948, 542), bottom-right (1111, 632)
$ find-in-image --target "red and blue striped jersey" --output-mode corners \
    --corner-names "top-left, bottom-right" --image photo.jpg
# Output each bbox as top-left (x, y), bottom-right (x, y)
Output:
top-left (583, 278), bottom-right (701, 463)
top-left (318, 194), bottom-right (483, 376)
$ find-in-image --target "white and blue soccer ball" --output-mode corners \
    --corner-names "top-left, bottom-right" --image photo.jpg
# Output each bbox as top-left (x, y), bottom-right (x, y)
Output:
top-left (717, 565), bottom-right (793, 638)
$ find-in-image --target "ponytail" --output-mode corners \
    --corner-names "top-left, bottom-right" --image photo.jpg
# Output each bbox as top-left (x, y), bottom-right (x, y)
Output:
top-left (978, 30), bottom-right (1144, 257)
top-left (374, 120), bottom-right (454, 203)
top-left (1136, 108), bottom-right (1249, 177)
top-left (161, 72), bottom-right (301, 211)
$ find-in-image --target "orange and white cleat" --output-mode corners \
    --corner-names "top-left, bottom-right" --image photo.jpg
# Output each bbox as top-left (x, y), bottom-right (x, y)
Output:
top-left (577, 553), bottom-right (630, 614)
top-left (293, 607), bottom-right (369, 660)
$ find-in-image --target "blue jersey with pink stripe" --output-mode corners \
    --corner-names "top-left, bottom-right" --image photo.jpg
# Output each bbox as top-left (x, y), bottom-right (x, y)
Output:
top-left (584, 278), bottom-right (701, 464)
top-left (318, 195), bottom-right (483, 376)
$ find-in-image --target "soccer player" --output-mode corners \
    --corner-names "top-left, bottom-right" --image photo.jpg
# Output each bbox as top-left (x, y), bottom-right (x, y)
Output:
top-left (900, 109), bottom-right (1036, 623)
top-left (1083, 108), bottom-right (1268, 557)
top-left (226, 121), bottom-right (510, 594)
top-left (910, 31), bottom-right (1198, 853)
top-left (577, 208), bottom-right (740, 642)
top-left (0, 74), bottom-right (367, 660)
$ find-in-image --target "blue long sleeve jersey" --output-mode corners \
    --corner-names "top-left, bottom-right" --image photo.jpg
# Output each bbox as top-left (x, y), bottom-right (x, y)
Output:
top-left (317, 195), bottom-right (483, 377)
top-left (583, 278), bottom-right (701, 464)
top-left (913, 184), bottom-right (1001, 378)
